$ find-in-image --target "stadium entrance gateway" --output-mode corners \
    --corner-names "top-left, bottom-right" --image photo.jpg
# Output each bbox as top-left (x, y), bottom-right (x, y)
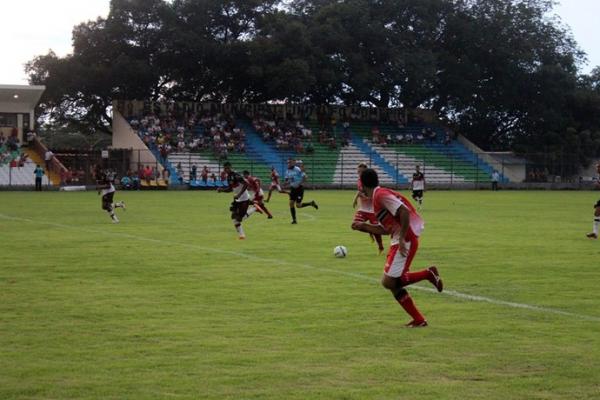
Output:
top-left (0, 84), bottom-right (45, 142)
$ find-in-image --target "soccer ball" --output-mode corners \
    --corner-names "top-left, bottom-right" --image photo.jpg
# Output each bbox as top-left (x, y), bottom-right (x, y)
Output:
top-left (333, 245), bottom-right (348, 258)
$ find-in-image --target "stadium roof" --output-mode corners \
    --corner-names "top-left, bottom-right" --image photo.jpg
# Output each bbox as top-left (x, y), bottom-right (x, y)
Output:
top-left (0, 84), bottom-right (45, 109)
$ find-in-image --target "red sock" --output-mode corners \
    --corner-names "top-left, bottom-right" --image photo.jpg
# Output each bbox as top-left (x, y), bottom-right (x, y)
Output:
top-left (398, 294), bottom-right (425, 322)
top-left (401, 269), bottom-right (430, 286)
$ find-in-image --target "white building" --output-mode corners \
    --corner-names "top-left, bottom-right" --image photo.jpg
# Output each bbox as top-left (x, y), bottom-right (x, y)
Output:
top-left (0, 84), bottom-right (45, 142)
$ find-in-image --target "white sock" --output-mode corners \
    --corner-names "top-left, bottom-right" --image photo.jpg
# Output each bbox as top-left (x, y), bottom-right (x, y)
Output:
top-left (594, 218), bottom-right (599, 235)
top-left (244, 206), bottom-right (257, 220)
top-left (235, 223), bottom-right (245, 237)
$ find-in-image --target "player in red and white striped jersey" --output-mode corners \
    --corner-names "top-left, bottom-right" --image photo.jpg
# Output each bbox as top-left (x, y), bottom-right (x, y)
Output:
top-left (352, 168), bottom-right (443, 327)
top-left (352, 163), bottom-right (384, 254)
top-left (265, 166), bottom-right (287, 202)
top-left (243, 171), bottom-right (273, 219)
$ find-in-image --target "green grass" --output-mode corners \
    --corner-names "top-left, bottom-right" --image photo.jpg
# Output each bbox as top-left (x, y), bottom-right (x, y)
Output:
top-left (1, 190), bottom-right (600, 399)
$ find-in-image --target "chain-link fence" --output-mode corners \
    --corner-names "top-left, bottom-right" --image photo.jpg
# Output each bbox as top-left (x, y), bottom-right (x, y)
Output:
top-left (1, 147), bottom-right (596, 189)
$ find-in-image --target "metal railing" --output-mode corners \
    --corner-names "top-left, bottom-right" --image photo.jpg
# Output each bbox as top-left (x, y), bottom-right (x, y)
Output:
top-left (0, 147), bottom-right (593, 189)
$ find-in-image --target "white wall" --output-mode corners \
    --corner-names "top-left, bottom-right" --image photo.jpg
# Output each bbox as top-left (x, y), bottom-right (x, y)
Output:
top-left (112, 110), bottom-right (162, 172)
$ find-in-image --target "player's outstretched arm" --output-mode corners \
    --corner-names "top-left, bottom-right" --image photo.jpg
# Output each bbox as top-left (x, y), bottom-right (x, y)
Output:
top-left (352, 192), bottom-right (360, 208)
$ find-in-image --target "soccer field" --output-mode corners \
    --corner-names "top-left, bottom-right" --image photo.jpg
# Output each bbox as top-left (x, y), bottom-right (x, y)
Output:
top-left (1, 190), bottom-right (599, 399)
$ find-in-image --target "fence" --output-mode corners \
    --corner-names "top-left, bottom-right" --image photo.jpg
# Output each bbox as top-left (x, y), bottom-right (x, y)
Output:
top-left (1, 147), bottom-right (595, 189)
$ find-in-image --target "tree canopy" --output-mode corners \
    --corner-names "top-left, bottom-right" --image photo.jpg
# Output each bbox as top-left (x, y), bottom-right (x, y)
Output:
top-left (26, 0), bottom-right (600, 165)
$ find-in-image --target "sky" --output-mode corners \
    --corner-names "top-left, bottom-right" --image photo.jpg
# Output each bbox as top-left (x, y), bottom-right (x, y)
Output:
top-left (1, 0), bottom-right (599, 85)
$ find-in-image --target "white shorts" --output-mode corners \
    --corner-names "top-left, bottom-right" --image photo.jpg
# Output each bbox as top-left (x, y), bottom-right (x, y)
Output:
top-left (270, 183), bottom-right (282, 192)
top-left (383, 241), bottom-right (415, 278)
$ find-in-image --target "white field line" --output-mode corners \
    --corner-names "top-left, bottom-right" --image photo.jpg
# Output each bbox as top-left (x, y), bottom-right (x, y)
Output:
top-left (2, 213), bottom-right (599, 323)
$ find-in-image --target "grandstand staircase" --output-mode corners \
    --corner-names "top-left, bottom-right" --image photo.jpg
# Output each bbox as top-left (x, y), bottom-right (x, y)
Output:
top-left (351, 137), bottom-right (409, 184)
top-left (25, 148), bottom-right (58, 185)
top-left (237, 120), bottom-right (286, 176)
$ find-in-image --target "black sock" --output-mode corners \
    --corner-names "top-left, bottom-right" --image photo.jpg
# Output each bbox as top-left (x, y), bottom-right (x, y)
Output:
top-left (290, 207), bottom-right (296, 221)
top-left (300, 202), bottom-right (311, 208)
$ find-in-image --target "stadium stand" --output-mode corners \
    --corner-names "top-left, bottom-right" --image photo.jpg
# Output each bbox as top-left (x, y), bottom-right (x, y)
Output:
top-left (0, 148), bottom-right (50, 186)
top-left (119, 103), bottom-right (507, 188)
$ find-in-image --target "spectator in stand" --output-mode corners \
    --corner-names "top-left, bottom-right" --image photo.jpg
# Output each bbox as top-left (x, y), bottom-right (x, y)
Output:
top-left (143, 165), bottom-right (153, 184)
top-left (190, 164), bottom-right (197, 181)
top-left (18, 152), bottom-right (28, 168)
top-left (44, 149), bottom-right (54, 172)
top-left (132, 172), bottom-right (140, 190)
top-left (416, 130), bottom-right (424, 143)
top-left (427, 128), bottom-right (436, 143)
top-left (34, 164), bottom-right (44, 191)
top-left (491, 170), bottom-right (500, 191)
top-left (26, 130), bottom-right (36, 146)
top-left (444, 131), bottom-right (452, 146)
top-left (201, 165), bottom-right (209, 183)
top-left (176, 162), bottom-right (184, 183)
top-left (7, 134), bottom-right (19, 152)
top-left (405, 132), bottom-right (413, 144)
top-left (219, 168), bottom-right (227, 184)
top-left (372, 126), bottom-right (381, 144)
top-left (121, 175), bottom-right (132, 190)
top-left (160, 144), bottom-right (169, 163)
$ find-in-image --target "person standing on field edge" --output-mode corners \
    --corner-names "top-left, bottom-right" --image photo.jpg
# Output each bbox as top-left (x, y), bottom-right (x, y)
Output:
top-left (33, 164), bottom-right (44, 191)
top-left (491, 170), bottom-right (500, 191)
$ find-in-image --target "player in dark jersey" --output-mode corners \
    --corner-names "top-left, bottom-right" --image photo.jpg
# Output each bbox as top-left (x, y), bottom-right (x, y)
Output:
top-left (95, 166), bottom-right (125, 223)
top-left (217, 162), bottom-right (253, 239)
top-left (411, 165), bottom-right (425, 210)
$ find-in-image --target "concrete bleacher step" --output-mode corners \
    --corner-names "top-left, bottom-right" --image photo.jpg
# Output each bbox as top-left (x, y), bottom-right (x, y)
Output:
top-left (370, 143), bottom-right (466, 183)
top-left (333, 143), bottom-right (396, 185)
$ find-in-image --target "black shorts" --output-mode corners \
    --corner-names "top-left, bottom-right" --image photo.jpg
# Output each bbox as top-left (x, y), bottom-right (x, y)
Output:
top-left (412, 190), bottom-right (423, 199)
top-left (594, 199), bottom-right (600, 209)
top-left (289, 186), bottom-right (304, 203)
top-left (102, 192), bottom-right (115, 210)
top-left (231, 200), bottom-right (250, 221)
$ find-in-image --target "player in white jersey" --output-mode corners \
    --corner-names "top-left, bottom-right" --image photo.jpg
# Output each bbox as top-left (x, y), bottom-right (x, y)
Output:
top-left (217, 162), bottom-right (254, 239)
